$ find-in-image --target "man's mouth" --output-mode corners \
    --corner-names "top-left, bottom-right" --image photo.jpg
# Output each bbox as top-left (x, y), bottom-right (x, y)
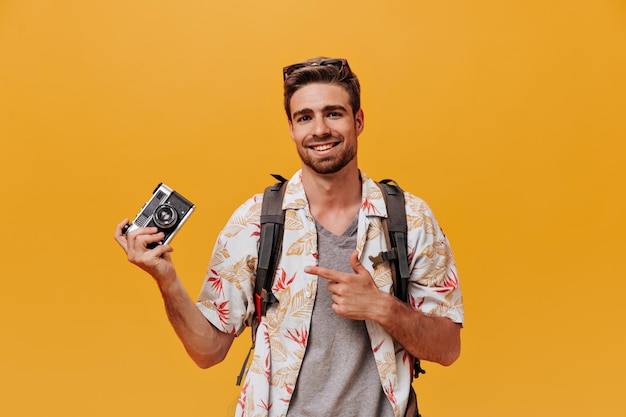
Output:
top-left (310, 142), bottom-right (337, 152)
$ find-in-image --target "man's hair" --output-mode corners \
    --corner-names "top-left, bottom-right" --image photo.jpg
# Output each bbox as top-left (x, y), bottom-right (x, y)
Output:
top-left (283, 57), bottom-right (361, 121)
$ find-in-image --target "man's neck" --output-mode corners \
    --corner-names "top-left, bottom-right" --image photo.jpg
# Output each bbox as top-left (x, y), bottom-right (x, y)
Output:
top-left (301, 164), bottom-right (362, 235)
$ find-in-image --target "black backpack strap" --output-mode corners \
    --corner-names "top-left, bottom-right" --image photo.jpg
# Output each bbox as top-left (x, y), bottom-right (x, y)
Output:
top-left (254, 174), bottom-right (288, 324)
top-left (238, 174), bottom-right (288, 386)
top-left (374, 179), bottom-right (411, 302)
top-left (373, 179), bottom-right (426, 380)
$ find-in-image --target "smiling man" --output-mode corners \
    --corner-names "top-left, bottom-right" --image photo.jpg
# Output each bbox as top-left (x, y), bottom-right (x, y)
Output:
top-left (115, 57), bottom-right (464, 417)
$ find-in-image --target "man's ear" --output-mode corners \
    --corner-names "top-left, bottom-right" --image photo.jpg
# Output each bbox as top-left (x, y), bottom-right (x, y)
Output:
top-left (355, 108), bottom-right (365, 135)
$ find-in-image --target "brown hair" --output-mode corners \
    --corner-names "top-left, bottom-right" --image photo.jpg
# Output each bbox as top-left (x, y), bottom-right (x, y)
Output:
top-left (283, 57), bottom-right (361, 121)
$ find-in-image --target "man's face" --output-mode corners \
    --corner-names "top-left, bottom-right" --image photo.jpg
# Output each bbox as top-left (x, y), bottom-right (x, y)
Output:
top-left (288, 83), bottom-right (364, 175)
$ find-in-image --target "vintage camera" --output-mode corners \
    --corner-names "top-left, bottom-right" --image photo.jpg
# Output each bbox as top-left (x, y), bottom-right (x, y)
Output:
top-left (123, 183), bottom-right (195, 249)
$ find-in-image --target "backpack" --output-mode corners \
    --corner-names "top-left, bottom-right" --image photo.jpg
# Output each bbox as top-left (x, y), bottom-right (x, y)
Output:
top-left (236, 174), bottom-right (425, 386)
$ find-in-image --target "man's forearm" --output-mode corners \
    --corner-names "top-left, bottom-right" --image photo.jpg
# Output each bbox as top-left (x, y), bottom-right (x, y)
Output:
top-left (374, 294), bottom-right (461, 366)
top-left (158, 278), bottom-right (235, 368)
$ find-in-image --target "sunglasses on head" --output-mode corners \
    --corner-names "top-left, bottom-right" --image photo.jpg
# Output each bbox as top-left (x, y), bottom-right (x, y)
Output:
top-left (283, 58), bottom-right (350, 81)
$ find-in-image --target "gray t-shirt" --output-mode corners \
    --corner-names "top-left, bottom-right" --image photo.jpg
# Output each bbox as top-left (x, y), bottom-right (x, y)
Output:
top-left (287, 216), bottom-right (394, 417)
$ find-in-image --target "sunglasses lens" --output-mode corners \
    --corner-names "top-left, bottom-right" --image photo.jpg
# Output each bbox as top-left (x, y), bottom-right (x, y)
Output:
top-left (320, 59), bottom-right (344, 69)
top-left (283, 63), bottom-right (307, 78)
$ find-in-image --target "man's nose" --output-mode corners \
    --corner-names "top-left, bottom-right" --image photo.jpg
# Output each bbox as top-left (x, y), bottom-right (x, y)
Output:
top-left (312, 117), bottom-right (331, 137)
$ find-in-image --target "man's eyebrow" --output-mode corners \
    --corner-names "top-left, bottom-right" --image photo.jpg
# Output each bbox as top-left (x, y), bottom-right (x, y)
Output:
top-left (323, 105), bottom-right (348, 113)
top-left (292, 108), bottom-right (313, 119)
top-left (292, 105), bottom-right (349, 119)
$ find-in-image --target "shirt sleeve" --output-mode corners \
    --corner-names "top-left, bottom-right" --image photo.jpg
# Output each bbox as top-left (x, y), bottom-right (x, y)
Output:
top-left (195, 194), bottom-right (262, 336)
top-left (405, 193), bottom-right (464, 324)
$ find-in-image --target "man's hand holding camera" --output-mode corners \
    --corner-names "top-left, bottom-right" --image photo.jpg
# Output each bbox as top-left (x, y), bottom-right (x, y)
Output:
top-left (114, 184), bottom-right (195, 287)
top-left (114, 219), bottom-right (177, 287)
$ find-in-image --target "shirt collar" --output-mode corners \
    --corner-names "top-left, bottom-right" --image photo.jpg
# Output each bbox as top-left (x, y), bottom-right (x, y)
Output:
top-left (282, 170), bottom-right (389, 219)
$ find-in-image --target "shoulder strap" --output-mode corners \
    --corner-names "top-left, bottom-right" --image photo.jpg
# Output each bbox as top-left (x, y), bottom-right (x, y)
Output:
top-left (237, 174), bottom-right (287, 386)
top-left (376, 179), bottom-right (426, 379)
top-left (377, 179), bottom-right (411, 303)
top-left (254, 174), bottom-right (288, 324)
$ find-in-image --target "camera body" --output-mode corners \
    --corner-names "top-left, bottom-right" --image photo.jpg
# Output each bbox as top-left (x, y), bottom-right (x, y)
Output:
top-left (123, 183), bottom-right (195, 249)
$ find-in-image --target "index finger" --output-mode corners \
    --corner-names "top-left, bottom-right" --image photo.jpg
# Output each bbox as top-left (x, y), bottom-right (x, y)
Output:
top-left (113, 218), bottom-right (129, 250)
top-left (304, 265), bottom-right (346, 282)
top-left (114, 219), bottom-right (129, 237)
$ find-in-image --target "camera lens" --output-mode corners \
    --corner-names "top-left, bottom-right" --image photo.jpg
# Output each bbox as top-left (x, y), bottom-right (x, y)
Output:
top-left (153, 205), bottom-right (178, 229)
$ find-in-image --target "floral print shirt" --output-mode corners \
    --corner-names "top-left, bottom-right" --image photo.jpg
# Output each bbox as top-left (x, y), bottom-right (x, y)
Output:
top-left (196, 170), bottom-right (464, 417)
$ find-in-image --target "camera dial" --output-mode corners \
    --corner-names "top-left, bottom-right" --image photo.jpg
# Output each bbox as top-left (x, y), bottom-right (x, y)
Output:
top-left (153, 204), bottom-right (178, 229)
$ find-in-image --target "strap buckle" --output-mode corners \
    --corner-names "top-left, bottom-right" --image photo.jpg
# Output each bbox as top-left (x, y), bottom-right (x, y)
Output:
top-left (369, 249), bottom-right (398, 268)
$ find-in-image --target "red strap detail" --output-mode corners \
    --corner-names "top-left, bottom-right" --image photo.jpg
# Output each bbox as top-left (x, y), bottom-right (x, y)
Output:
top-left (254, 293), bottom-right (262, 323)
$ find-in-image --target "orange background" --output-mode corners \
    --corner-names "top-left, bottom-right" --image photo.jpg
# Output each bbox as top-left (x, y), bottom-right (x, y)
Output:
top-left (1, 1), bottom-right (625, 416)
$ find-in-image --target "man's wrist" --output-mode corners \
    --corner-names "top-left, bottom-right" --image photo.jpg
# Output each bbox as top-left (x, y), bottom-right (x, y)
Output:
top-left (370, 291), bottom-right (399, 326)
top-left (156, 273), bottom-right (181, 295)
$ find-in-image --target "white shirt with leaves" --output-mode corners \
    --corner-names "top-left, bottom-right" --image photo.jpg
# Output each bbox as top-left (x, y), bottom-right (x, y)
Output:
top-left (196, 170), bottom-right (464, 417)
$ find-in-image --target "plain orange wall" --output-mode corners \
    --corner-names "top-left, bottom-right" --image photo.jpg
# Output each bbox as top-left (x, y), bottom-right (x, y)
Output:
top-left (1, 1), bottom-right (625, 416)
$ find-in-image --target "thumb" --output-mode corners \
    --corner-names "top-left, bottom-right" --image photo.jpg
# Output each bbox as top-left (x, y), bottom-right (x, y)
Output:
top-left (349, 250), bottom-right (367, 274)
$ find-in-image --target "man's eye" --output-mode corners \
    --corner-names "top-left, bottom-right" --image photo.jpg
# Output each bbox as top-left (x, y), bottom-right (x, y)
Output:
top-left (297, 115), bottom-right (311, 122)
top-left (328, 112), bottom-right (342, 117)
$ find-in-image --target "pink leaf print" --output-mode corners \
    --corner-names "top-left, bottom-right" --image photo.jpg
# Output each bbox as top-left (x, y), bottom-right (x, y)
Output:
top-left (238, 381), bottom-right (249, 412)
top-left (259, 399), bottom-right (272, 411)
top-left (273, 268), bottom-right (296, 292)
top-left (408, 244), bottom-right (416, 264)
top-left (403, 350), bottom-right (411, 366)
top-left (264, 353), bottom-right (271, 382)
top-left (286, 327), bottom-right (309, 348)
top-left (385, 380), bottom-right (398, 407)
top-left (207, 268), bottom-right (224, 297)
top-left (373, 339), bottom-right (385, 353)
top-left (408, 292), bottom-right (425, 309)
top-left (361, 198), bottom-right (381, 215)
top-left (396, 346), bottom-right (411, 366)
top-left (281, 384), bottom-right (295, 404)
top-left (435, 269), bottom-right (459, 293)
top-left (251, 222), bottom-right (260, 238)
top-left (214, 300), bottom-right (230, 326)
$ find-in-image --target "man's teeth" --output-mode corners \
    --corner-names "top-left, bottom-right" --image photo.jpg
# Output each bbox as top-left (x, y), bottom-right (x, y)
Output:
top-left (313, 144), bottom-right (334, 151)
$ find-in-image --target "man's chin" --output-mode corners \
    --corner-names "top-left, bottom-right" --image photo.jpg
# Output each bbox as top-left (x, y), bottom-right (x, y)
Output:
top-left (298, 146), bottom-right (356, 176)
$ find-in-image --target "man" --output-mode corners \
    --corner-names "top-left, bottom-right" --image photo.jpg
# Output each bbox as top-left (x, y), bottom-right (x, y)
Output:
top-left (114, 57), bottom-right (463, 417)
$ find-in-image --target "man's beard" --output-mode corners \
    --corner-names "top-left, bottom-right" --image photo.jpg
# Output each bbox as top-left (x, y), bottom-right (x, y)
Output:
top-left (297, 139), bottom-right (357, 175)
